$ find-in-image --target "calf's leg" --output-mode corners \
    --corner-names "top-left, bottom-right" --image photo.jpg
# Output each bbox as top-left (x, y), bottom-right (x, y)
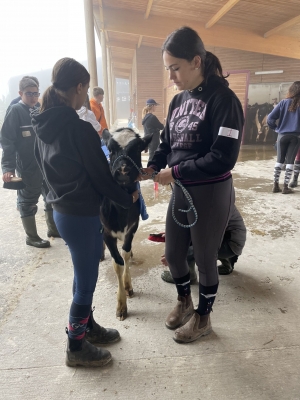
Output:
top-left (122, 249), bottom-right (133, 298)
top-left (104, 234), bottom-right (127, 320)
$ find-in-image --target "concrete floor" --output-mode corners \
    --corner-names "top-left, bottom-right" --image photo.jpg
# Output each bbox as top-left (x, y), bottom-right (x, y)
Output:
top-left (1, 144), bottom-right (300, 399)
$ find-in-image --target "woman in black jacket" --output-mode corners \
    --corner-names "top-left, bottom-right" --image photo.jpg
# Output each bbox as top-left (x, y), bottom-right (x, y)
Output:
top-left (142, 98), bottom-right (164, 161)
top-left (32, 58), bottom-right (139, 368)
top-left (141, 27), bottom-right (244, 344)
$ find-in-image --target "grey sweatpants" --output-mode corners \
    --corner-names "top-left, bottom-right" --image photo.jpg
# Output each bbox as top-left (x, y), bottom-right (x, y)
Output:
top-left (165, 178), bottom-right (234, 287)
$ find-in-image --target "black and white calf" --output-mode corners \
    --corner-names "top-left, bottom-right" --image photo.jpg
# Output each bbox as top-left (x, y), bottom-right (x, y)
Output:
top-left (100, 128), bottom-right (152, 320)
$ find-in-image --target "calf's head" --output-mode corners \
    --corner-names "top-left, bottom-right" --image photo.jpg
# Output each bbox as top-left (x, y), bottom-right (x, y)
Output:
top-left (102, 128), bottom-right (152, 186)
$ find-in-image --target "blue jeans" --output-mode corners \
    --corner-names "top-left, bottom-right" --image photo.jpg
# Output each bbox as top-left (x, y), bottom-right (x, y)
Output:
top-left (53, 211), bottom-right (103, 305)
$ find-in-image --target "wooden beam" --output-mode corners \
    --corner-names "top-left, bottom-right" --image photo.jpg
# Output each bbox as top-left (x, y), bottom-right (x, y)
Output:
top-left (114, 67), bottom-right (132, 74)
top-left (264, 14), bottom-right (300, 38)
top-left (137, 35), bottom-right (143, 48)
top-left (97, 0), bottom-right (104, 29)
top-left (113, 56), bottom-right (133, 64)
top-left (144, 0), bottom-right (154, 19)
top-left (205, 0), bottom-right (241, 29)
top-left (108, 40), bottom-right (137, 50)
top-left (113, 62), bottom-right (132, 69)
top-left (104, 7), bottom-right (300, 59)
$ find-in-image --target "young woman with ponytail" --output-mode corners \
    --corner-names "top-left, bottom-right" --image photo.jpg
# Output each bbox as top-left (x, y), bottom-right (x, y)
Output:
top-left (32, 58), bottom-right (139, 367)
top-left (267, 81), bottom-right (300, 193)
top-left (141, 26), bottom-right (244, 343)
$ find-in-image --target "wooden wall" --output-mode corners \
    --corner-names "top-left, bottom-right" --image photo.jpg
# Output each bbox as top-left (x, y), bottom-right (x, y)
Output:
top-left (132, 45), bottom-right (300, 128)
top-left (207, 46), bottom-right (300, 84)
top-left (136, 46), bottom-right (164, 130)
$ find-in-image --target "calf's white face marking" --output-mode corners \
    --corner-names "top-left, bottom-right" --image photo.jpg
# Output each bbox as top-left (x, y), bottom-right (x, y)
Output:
top-left (112, 129), bottom-right (136, 149)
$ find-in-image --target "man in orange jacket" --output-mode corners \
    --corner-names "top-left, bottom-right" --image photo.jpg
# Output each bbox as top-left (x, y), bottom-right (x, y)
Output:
top-left (90, 87), bottom-right (108, 136)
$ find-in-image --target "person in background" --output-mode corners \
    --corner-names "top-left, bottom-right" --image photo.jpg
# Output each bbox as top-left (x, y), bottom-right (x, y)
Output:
top-left (268, 81), bottom-right (300, 194)
top-left (141, 26), bottom-right (244, 344)
top-left (90, 87), bottom-right (108, 136)
top-left (1, 76), bottom-right (59, 248)
top-left (142, 99), bottom-right (164, 161)
top-left (289, 147), bottom-right (300, 188)
top-left (77, 94), bottom-right (101, 135)
top-left (5, 76), bottom-right (40, 116)
top-left (32, 57), bottom-right (139, 368)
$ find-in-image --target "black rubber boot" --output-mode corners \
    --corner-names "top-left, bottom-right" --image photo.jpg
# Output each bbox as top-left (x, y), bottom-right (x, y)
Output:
top-left (45, 210), bottom-right (61, 238)
top-left (85, 308), bottom-right (120, 345)
top-left (21, 216), bottom-right (50, 248)
top-left (218, 258), bottom-right (234, 275)
top-left (66, 337), bottom-right (112, 367)
top-left (289, 177), bottom-right (298, 188)
top-left (161, 260), bottom-right (198, 285)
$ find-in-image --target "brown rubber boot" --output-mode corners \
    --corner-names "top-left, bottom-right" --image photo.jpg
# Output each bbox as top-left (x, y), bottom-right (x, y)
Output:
top-left (282, 183), bottom-right (294, 194)
top-left (173, 312), bottom-right (212, 343)
top-left (165, 294), bottom-right (194, 330)
top-left (272, 182), bottom-right (281, 193)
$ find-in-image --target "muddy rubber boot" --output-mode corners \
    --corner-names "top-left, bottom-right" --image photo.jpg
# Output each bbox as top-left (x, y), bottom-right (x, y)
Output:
top-left (289, 177), bottom-right (298, 188)
top-left (282, 183), bottom-right (294, 194)
top-left (161, 260), bottom-right (198, 284)
top-left (45, 210), bottom-right (61, 238)
top-left (165, 294), bottom-right (194, 330)
top-left (85, 308), bottom-right (120, 345)
top-left (272, 182), bottom-right (281, 193)
top-left (66, 337), bottom-right (112, 367)
top-left (218, 258), bottom-right (234, 275)
top-left (21, 216), bottom-right (50, 248)
top-left (173, 312), bottom-right (212, 344)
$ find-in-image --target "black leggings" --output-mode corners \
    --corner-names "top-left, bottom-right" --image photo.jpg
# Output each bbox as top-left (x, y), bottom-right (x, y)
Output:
top-left (277, 133), bottom-right (300, 164)
top-left (165, 178), bottom-right (234, 287)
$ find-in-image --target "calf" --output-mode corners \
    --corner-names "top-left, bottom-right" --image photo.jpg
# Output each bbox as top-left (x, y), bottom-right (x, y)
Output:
top-left (100, 128), bottom-right (152, 320)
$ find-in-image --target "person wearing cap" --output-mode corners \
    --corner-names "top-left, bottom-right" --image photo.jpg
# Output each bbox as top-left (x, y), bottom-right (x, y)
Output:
top-left (142, 99), bottom-right (164, 161)
top-left (1, 76), bottom-right (60, 248)
top-left (90, 87), bottom-right (108, 136)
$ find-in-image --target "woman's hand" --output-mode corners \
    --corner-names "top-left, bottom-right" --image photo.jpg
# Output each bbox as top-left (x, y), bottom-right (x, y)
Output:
top-left (138, 167), bottom-right (155, 181)
top-left (2, 172), bottom-right (15, 182)
top-left (132, 189), bottom-right (140, 203)
top-left (154, 168), bottom-right (174, 186)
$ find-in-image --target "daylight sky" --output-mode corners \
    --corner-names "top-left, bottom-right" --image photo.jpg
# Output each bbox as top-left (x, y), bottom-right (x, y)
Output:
top-left (0, 0), bottom-right (101, 98)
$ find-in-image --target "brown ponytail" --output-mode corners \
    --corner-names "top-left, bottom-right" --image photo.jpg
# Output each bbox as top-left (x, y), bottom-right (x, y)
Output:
top-left (287, 81), bottom-right (300, 112)
top-left (41, 57), bottom-right (90, 112)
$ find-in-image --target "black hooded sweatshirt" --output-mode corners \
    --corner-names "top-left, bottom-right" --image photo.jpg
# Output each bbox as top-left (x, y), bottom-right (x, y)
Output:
top-left (148, 76), bottom-right (244, 185)
top-left (142, 113), bottom-right (164, 137)
top-left (32, 106), bottom-right (132, 216)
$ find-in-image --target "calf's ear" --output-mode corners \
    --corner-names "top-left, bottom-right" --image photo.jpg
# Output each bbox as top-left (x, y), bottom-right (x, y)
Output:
top-left (141, 133), bottom-right (153, 150)
top-left (102, 129), bottom-right (112, 145)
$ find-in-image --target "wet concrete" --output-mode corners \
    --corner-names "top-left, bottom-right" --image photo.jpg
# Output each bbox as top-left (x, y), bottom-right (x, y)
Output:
top-left (2, 145), bottom-right (300, 399)
top-left (237, 144), bottom-right (276, 162)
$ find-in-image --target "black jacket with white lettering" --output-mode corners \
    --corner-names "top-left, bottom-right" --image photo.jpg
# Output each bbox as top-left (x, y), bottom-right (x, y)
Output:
top-left (148, 75), bottom-right (244, 184)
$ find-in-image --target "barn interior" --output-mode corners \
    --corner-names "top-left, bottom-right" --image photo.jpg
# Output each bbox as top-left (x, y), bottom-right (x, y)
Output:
top-left (1, 1), bottom-right (300, 399)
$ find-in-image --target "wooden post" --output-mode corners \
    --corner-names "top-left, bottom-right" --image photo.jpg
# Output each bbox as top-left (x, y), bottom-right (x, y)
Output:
top-left (106, 47), bottom-right (114, 127)
top-left (83, 0), bottom-right (98, 89)
top-left (100, 30), bottom-right (110, 127)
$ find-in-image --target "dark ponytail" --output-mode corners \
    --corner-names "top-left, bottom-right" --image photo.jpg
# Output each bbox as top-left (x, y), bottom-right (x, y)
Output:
top-left (287, 81), bottom-right (300, 112)
top-left (41, 57), bottom-right (90, 112)
top-left (162, 26), bottom-right (228, 83)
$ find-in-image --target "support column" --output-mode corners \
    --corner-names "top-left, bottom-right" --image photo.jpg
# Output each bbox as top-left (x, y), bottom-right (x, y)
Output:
top-left (106, 47), bottom-right (114, 127)
top-left (100, 30), bottom-right (110, 127)
top-left (83, 0), bottom-right (98, 89)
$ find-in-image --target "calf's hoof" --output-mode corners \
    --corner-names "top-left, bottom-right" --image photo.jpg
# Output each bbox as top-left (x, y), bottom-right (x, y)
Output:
top-left (116, 306), bottom-right (128, 321)
top-left (126, 289), bottom-right (134, 298)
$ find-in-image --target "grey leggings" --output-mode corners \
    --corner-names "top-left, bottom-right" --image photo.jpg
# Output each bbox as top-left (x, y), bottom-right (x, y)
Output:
top-left (165, 178), bottom-right (234, 287)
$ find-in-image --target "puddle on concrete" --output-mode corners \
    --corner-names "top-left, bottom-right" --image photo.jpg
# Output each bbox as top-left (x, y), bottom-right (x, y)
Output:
top-left (237, 145), bottom-right (275, 162)
top-left (233, 174), bottom-right (272, 193)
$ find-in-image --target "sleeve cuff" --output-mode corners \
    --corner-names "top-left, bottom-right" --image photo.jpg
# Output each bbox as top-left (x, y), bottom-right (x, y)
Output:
top-left (148, 164), bottom-right (159, 171)
top-left (172, 165), bottom-right (182, 179)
